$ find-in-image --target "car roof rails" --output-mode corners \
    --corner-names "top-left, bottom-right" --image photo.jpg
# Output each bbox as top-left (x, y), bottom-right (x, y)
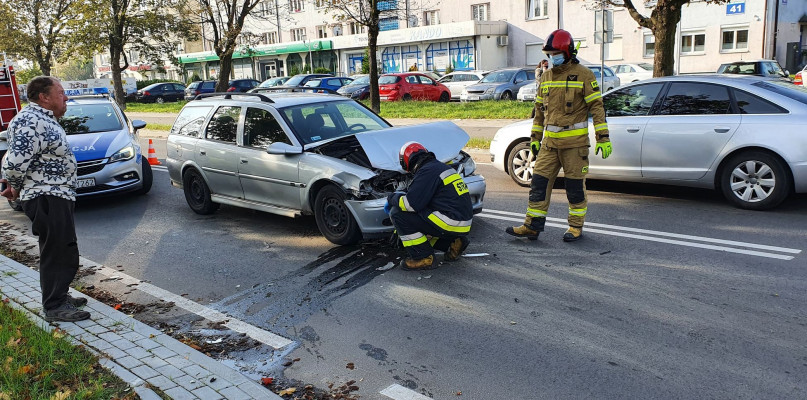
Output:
top-left (194, 92), bottom-right (274, 102)
top-left (250, 86), bottom-right (339, 95)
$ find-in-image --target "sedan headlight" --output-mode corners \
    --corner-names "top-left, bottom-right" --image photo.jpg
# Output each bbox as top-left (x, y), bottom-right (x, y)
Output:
top-left (461, 88), bottom-right (468, 95)
top-left (485, 87), bottom-right (496, 94)
top-left (463, 156), bottom-right (477, 176)
top-left (110, 145), bottom-right (134, 162)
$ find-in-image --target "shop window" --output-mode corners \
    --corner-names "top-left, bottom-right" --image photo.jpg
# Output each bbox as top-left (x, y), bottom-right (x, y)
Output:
top-left (425, 42), bottom-right (449, 71)
top-left (449, 40), bottom-right (474, 70)
top-left (382, 47), bottom-right (401, 73)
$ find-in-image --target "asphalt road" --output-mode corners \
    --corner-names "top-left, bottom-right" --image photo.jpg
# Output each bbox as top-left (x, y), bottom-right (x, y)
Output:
top-left (1, 159), bottom-right (805, 399)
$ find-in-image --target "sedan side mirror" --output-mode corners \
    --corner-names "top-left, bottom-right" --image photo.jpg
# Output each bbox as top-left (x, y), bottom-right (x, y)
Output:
top-left (0, 130), bottom-right (7, 142)
top-left (132, 120), bottom-right (147, 131)
top-left (267, 142), bottom-right (303, 155)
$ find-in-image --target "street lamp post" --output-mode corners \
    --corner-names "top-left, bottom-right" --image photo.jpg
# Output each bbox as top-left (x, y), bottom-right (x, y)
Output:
top-left (302, 33), bottom-right (313, 73)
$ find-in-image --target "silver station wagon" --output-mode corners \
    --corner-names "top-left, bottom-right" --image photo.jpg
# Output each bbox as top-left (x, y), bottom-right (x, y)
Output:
top-left (166, 93), bottom-right (486, 245)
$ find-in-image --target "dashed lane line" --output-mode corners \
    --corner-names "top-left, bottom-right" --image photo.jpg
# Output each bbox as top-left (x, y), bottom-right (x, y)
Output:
top-left (478, 209), bottom-right (800, 261)
top-left (380, 384), bottom-right (433, 400)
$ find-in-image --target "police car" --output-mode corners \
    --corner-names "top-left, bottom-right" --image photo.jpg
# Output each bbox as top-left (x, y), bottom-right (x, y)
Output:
top-left (1, 90), bottom-right (152, 210)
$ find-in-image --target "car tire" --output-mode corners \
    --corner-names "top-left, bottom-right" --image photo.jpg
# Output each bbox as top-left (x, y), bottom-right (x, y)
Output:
top-left (507, 141), bottom-right (535, 187)
top-left (182, 169), bottom-right (219, 215)
top-left (314, 185), bottom-right (362, 245)
top-left (7, 199), bottom-right (22, 211)
top-left (719, 151), bottom-right (791, 211)
top-left (501, 91), bottom-right (513, 101)
top-left (402, 94), bottom-right (412, 101)
top-left (155, 97), bottom-right (165, 104)
top-left (136, 160), bottom-right (153, 195)
top-left (439, 92), bottom-right (450, 102)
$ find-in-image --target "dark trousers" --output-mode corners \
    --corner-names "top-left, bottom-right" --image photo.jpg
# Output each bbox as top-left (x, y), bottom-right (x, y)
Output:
top-left (390, 207), bottom-right (459, 259)
top-left (22, 195), bottom-right (79, 311)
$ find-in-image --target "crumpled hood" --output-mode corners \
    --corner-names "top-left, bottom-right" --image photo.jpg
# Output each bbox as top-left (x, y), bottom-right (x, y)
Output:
top-left (67, 130), bottom-right (125, 162)
top-left (354, 121), bottom-right (469, 172)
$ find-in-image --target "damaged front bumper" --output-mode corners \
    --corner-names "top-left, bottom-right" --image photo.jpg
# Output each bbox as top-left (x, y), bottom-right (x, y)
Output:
top-left (344, 174), bottom-right (487, 238)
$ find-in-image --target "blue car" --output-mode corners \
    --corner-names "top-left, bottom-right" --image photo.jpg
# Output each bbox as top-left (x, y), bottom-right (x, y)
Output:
top-left (302, 76), bottom-right (353, 92)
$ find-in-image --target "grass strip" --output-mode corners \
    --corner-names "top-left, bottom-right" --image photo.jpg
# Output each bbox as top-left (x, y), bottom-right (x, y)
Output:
top-left (126, 101), bottom-right (188, 113)
top-left (466, 138), bottom-right (492, 149)
top-left (143, 123), bottom-right (172, 131)
top-left (0, 296), bottom-right (136, 399)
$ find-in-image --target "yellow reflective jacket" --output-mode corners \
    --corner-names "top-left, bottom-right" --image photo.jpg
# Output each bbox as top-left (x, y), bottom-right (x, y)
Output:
top-left (531, 62), bottom-right (610, 149)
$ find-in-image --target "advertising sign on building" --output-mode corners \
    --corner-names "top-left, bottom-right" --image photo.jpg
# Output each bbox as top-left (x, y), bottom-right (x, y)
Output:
top-left (433, 50), bottom-right (449, 70)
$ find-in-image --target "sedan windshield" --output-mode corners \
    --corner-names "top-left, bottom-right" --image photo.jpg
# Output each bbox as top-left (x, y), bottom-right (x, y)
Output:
top-left (281, 100), bottom-right (391, 145)
top-left (59, 103), bottom-right (123, 135)
top-left (284, 75), bottom-right (307, 86)
top-left (480, 70), bottom-right (516, 83)
top-left (638, 63), bottom-right (653, 71)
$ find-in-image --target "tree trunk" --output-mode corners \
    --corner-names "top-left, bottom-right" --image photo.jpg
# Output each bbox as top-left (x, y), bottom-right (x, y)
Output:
top-left (38, 59), bottom-right (52, 77)
top-left (110, 48), bottom-right (127, 110)
top-left (367, 10), bottom-right (381, 113)
top-left (650, 5), bottom-right (681, 77)
top-left (216, 51), bottom-right (234, 92)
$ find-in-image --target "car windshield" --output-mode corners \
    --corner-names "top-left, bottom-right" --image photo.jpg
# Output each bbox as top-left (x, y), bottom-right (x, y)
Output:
top-left (259, 77), bottom-right (285, 87)
top-left (753, 80), bottom-right (807, 105)
top-left (638, 63), bottom-right (653, 71)
top-left (379, 76), bottom-right (401, 84)
top-left (719, 62), bottom-right (757, 75)
top-left (304, 80), bottom-right (322, 87)
top-left (284, 75), bottom-right (308, 86)
top-left (59, 103), bottom-right (123, 135)
top-left (348, 76), bottom-right (370, 85)
top-left (281, 100), bottom-right (391, 145)
top-left (480, 70), bottom-right (516, 83)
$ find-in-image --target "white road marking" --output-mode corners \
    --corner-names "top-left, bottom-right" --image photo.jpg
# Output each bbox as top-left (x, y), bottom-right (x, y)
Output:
top-left (150, 165), bottom-right (167, 171)
top-left (478, 210), bottom-right (799, 261)
top-left (380, 384), bottom-right (433, 400)
top-left (1, 229), bottom-right (294, 350)
top-left (482, 209), bottom-right (802, 254)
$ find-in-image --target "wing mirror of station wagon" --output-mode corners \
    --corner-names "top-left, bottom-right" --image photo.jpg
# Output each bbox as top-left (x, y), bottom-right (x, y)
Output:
top-left (267, 142), bottom-right (303, 155)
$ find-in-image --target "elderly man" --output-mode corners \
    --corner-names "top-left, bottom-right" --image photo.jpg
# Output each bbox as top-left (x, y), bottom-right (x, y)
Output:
top-left (1, 76), bottom-right (89, 322)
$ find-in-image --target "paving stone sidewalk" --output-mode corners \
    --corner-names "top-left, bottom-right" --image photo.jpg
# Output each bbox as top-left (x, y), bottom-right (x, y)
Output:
top-left (0, 255), bottom-right (282, 400)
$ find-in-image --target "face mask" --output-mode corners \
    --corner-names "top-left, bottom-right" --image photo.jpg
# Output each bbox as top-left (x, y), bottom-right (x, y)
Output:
top-left (549, 54), bottom-right (565, 67)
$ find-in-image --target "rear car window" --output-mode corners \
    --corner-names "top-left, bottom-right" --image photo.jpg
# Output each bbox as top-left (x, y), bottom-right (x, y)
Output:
top-left (753, 81), bottom-right (807, 106)
top-left (732, 89), bottom-right (788, 114)
top-left (379, 76), bottom-right (401, 84)
top-left (658, 82), bottom-right (731, 115)
top-left (171, 106), bottom-right (212, 137)
top-left (60, 103), bottom-right (123, 134)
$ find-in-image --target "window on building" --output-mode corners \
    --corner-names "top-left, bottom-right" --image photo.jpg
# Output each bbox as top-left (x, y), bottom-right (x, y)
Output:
top-left (291, 28), bottom-right (305, 41)
top-left (527, 0), bottom-right (548, 19)
top-left (472, 3), bottom-right (490, 21)
top-left (333, 24), bottom-right (343, 36)
top-left (721, 27), bottom-right (748, 51)
top-left (378, 0), bottom-right (397, 11)
top-left (317, 25), bottom-right (328, 38)
top-left (643, 33), bottom-right (655, 57)
top-left (314, 0), bottom-right (330, 7)
top-left (261, 0), bottom-right (276, 16)
top-left (289, 0), bottom-right (303, 12)
top-left (424, 10), bottom-right (439, 25)
top-left (681, 32), bottom-right (705, 54)
top-left (349, 22), bottom-right (365, 35)
top-left (264, 31), bottom-right (278, 44)
top-left (379, 17), bottom-right (399, 31)
top-left (525, 43), bottom-right (544, 66)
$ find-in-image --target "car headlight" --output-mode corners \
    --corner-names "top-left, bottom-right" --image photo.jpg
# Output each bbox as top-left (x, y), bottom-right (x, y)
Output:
top-left (485, 87), bottom-right (496, 94)
top-left (110, 145), bottom-right (134, 162)
top-left (463, 156), bottom-right (477, 176)
top-left (461, 89), bottom-right (468, 95)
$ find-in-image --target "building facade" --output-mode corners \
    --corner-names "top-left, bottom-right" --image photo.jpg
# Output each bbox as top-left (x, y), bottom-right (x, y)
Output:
top-left (169, 0), bottom-right (806, 82)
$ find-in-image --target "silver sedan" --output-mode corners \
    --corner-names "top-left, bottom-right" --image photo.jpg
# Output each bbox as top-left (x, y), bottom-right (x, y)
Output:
top-left (490, 75), bottom-right (807, 210)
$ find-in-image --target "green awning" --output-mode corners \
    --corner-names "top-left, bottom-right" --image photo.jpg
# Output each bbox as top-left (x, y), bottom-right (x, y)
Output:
top-left (178, 40), bottom-right (333, 64)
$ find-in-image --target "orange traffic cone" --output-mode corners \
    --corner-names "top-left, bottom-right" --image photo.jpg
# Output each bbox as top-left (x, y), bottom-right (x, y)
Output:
top-left (147, 139), bottom-right (160, 165)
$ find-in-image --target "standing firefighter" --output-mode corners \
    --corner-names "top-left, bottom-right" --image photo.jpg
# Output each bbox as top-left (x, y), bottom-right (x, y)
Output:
top-left (388, 142), bottom-right (473, 270)
top-left (506, 29), bottom-right (612, 242)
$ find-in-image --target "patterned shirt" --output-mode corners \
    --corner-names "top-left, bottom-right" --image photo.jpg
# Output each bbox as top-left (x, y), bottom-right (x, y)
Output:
top-left (2, 103), bottom-right (77, 201)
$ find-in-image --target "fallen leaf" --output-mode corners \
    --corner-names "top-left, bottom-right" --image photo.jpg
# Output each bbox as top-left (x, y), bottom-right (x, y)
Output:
top-left (278, 387), bottom-right (296, 396)
top-left (53, 359), bottom-right (66, 366)
top-left (260, 377), bottom-right (274, 386)
top-left (52, 328), bottom-right (65, 339)
top-left (0, 392), bottom-right (11, 400)
top-left (17, 364), bottom-right (34, 374)
top-left (49, 390), bottom-right (71, 400)
top-left (346, 362), bottom-right (355, 370)
top-left (113, 304), bottom-right (122, 310)
top-left (149, 334), bottom-right (155, 339)
top-left (188, 344), bottom-right (202, 351)
top-left (6, 337), bottom-right (20, 348)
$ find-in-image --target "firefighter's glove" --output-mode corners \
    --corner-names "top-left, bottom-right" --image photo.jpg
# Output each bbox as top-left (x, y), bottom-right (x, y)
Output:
top-left (530, 141), bottom-right (540, 157)
top-left (595, 142), bottom-right (612, 159)
top-left (386, 191), bottom-right (405, 210)
top-left (383, 201), bottom-right (391, 215)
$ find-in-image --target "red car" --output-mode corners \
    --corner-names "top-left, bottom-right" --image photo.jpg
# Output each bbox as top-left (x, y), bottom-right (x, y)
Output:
top-left (378, 73), bottom-right (451, 102)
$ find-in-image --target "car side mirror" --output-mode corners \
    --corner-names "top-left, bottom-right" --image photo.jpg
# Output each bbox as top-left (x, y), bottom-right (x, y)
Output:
top-left (267, 142), bottom-right (302, 155)
top-left (0, 130), bottom-right (7, 142)
top-left (131, 120), bottom-right (147, 131)
top-left (784, 70), bottom-right (790, 77)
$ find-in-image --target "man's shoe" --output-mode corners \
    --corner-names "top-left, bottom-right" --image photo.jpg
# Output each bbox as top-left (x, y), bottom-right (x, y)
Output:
top-left (45, 302), bottom-right (91, 322)
top-left (400, 255), bottom-right (436, 271)
top-left (563, 227), bottom-right (583, 242)
top-left (445, 237), bottom-right (470, 262)
top-left (67, 295), bottom-right (88, 307)
top-left (505, 225), bottom-right (539, 240)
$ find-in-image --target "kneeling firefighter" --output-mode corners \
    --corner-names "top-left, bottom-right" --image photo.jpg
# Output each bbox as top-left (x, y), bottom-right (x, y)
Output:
top-left (387, 142), bottom-right (473, 270)
top-left (506, 29), bottom-right (612, 242)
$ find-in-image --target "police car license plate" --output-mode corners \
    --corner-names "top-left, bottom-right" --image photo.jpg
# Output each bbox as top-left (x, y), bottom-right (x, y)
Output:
top-left (76, 178), bottom-right (95, 188)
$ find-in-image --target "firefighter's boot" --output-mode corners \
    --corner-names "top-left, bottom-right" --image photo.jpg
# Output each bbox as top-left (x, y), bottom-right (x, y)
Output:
top-left (563, 227), bottom-right (583, 242)
top-left (506, 225), bottom-right (539, 240)
top-left (445, 237), bottom-right (470, 262)
top-left (400, 255), bottom-right (436, 271)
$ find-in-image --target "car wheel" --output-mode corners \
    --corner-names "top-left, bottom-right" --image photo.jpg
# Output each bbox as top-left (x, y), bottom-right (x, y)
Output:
top-left (402, 93), bottom-right (413, 101)
top-left (7, 199), bottom-right (22, 211)
top-left (439, 92), bottom-right (450, 102)
top-left (719, 151), bottom-right (791, 211)
top-left (507, 141), bottom-right (535, 187)
top-left (501, 91), bottom-right (513, 101)
top-left (314, 185), bottom-right (362, 245)
top-left (182, 169), bottom-right (219, 214)
top-left (155, 97), bottom-right (165, 104)
top-left (136, 160), bottom-right (153, 195)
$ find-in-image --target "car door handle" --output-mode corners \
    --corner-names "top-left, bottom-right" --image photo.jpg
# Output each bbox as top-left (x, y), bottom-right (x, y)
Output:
top-left (199, 150), bottom-right (206, 155)
top-left (240, 158), bottom-right (248, 164)
top-left (626, 126), bottom-right (640, 133)
top-left (714, 127), bottom-right (730, 133)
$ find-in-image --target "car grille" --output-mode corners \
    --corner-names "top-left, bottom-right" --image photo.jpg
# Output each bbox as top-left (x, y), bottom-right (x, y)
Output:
top-left (77, 184), bottom-right (114, 194)
top-left (466, 89), bottom-right (485, 94)
top-left (77, 159), bottom-right (106, 176)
